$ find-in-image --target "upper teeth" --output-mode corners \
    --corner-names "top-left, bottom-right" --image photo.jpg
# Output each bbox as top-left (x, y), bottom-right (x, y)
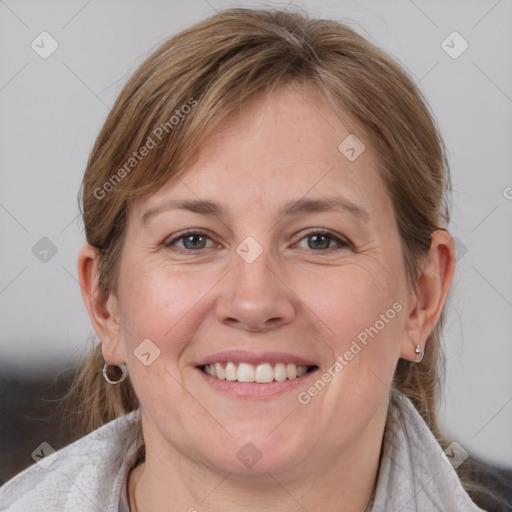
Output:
top-left (203, 362), bottom-right (309, 383)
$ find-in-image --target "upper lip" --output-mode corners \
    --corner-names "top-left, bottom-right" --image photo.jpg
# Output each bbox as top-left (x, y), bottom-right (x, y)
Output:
top-left (196, 350), bottom-right (318, 367)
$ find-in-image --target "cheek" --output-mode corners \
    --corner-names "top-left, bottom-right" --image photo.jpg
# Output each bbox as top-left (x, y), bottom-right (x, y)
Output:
top-left (116, 263), bottom-right (220, 420)
top-left (295, 266), bottom-right (405, 405)
top-left (288, 269), bottom-right (404, 450)
top-left (297, 266), bottom-right (401, 345)
top-left (117, 261), bottom-right (219, 359)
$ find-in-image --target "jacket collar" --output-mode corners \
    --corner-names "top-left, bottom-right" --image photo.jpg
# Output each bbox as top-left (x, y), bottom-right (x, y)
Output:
top-left (367, 390), bottom-right (485, 511)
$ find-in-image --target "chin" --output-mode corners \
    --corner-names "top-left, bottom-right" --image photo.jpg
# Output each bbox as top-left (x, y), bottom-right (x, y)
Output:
top-left (215, 429), bottom-right (309, 477)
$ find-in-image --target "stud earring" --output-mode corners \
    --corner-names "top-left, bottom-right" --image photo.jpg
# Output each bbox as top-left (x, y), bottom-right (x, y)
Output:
top-left (414, 344), bottom-right (424, 363)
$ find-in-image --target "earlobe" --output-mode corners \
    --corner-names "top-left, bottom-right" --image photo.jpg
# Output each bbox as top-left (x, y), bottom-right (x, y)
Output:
top-left (77, 244), bottom-right (125, 365)
top-left (400, 230), bottom-right (456, 362)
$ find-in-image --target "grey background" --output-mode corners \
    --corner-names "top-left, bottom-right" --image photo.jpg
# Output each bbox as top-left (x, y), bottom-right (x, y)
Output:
top-left (0, 0), bottom-right (511, 467)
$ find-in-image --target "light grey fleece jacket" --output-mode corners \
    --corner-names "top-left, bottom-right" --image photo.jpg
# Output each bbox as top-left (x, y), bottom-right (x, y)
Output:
top-left (0, 390), bottom-right (486, 511)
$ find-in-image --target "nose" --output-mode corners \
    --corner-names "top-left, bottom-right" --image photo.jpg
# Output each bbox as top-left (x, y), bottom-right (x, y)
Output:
top-left (214, 248), bottom-right (296, 333)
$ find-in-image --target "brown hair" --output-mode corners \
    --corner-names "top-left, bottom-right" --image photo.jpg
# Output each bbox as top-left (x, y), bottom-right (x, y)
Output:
top-left (68, 3), bottom-right (458, 489)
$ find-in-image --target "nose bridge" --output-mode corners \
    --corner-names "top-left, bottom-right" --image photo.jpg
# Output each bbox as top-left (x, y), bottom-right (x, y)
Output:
top-left (215, 239), bottom-right (295, 331)
top-left (234, 244), bottom-right (276, 296)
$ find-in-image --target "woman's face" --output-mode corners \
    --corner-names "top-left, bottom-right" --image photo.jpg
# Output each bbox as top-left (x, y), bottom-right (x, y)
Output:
top-left (108, 82), bottom-right (416, 477)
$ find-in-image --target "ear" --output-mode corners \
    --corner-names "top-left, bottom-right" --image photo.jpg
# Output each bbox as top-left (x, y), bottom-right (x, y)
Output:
top-left (77, 244), bottom-right (126, 365)
top-left (400, 230), bottom-right (456, 362)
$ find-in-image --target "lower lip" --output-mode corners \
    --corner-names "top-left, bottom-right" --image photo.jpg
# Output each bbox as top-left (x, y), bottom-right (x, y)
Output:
top-left (196, 368), bottom-right (318, 399)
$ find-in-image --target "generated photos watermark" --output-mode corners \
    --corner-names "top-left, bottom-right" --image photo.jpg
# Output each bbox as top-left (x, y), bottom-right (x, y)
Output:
top-left (94, 97), bottom-right (197, 200)
top-left (297, 301), bottom-right (403, 405)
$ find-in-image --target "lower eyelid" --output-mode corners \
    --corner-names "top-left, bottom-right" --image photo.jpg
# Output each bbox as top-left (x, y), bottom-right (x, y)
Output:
top-left (295, 238), bottom-right (348, 251)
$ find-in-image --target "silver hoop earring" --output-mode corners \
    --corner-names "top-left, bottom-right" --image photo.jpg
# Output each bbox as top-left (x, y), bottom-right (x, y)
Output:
top-left (103, 362), bottom-right (128, 384)
top-left (414, 344), bottom-right (424, 363)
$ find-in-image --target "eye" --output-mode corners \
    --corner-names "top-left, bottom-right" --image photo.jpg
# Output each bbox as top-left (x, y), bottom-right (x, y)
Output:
top-left (164, 230), bottom-right (215, 251)
top-left (296, 229), bottom-right (351, 251)
top-left (163, 228), bottom-right (351, 253)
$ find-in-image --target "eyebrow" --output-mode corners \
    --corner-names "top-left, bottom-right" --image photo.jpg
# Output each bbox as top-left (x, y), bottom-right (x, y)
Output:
top-left (141, 196), bottom-right (370, 226)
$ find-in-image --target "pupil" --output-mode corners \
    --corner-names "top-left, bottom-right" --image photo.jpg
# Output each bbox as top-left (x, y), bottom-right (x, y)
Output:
top-left (184, 235), bottom-right (205, 249)
top-left (309, 234), bottom-right (329, 250)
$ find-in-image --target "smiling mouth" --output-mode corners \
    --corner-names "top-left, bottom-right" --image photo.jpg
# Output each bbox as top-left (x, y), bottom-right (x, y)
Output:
top-left (200, 362), bottom-right (318, 383)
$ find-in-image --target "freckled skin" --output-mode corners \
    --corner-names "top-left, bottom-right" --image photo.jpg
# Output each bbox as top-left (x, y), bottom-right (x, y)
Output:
top-left (79, 82), bottom-right (455, 512)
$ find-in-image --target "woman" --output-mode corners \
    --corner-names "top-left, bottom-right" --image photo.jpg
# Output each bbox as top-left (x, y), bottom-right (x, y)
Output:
top-left (0, 7), bottom-right (500, 512)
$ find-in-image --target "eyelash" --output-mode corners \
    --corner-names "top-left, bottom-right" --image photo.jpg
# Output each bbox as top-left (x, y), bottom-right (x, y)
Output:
top-left (163, 228), bottom-right (351, 253)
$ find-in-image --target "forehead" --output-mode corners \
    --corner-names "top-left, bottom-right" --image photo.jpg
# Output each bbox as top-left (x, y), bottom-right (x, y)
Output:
top-left (131, 82), bottom-right (390, 226)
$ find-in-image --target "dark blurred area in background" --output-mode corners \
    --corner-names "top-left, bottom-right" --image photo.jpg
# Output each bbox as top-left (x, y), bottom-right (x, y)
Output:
top-left (0, 368), bottom-right (78, 485)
